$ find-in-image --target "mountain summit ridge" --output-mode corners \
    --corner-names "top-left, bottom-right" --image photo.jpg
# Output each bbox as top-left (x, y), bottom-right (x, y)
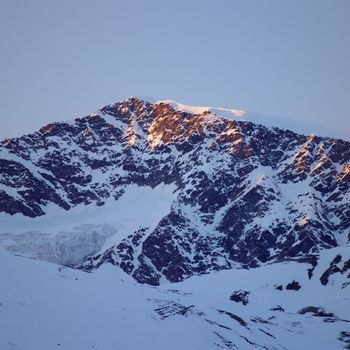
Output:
top-left (152, 98), bottom-right (350, 141)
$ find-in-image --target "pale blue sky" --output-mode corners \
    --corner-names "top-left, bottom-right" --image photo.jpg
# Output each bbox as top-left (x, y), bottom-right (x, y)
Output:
top-left (0, 0), bottom-right (349, 140)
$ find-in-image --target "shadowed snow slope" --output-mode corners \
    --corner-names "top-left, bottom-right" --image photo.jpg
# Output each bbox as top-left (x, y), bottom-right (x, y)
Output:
top-left (1, 247), bottom-right (349, 350)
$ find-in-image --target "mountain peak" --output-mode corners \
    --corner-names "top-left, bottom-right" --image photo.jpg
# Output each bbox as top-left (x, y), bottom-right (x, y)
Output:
top-left (96, 97), bottom-right (348, 141)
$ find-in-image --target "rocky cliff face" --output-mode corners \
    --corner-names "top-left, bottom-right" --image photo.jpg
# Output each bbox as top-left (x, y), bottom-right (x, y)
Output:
top-left (1, 97), bottom-right (349, 284)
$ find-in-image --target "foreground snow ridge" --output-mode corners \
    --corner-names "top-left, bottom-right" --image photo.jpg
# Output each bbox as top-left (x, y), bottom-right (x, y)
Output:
top-left (1, 247), bottom-right (349, 350)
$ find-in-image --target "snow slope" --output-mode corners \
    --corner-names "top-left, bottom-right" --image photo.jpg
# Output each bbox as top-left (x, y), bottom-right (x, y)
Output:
top-left (1, 247), bottom-right (349, 350)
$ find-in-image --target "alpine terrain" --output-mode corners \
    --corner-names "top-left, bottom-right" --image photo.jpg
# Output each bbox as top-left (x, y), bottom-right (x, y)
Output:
top-left (0, 97), bottom-right (349, 349)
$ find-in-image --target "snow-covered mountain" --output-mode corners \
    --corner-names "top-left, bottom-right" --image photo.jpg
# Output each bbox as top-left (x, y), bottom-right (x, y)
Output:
top-left (1, 96), bottom-right (350, 349)
top-left (0, 97), bottom-right (349, 286)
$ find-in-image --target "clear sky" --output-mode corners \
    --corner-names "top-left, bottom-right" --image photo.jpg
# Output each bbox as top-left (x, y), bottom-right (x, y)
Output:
top-left (0, 0), bottom-right (349, 140)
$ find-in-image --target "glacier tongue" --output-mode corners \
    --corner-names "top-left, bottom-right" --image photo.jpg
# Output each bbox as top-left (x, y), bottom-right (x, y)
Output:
top-left (0, 183), bottom-right (176, 265)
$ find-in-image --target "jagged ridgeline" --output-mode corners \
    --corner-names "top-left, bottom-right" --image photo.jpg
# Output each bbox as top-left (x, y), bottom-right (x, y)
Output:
top-left (0, 97), bottom-right (349, 285)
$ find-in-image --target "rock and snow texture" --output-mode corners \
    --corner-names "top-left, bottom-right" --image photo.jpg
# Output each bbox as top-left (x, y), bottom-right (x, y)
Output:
top-left (155, 99), bottom-right (350, 141)
top-left (1, 246), bottom-right (350, 350)
top-left (0, 97), bottom-right (349, 285)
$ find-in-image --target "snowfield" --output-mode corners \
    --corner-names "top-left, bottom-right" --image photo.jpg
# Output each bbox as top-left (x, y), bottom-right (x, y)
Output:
top-left (1, 247), bottom-right (349, 350)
